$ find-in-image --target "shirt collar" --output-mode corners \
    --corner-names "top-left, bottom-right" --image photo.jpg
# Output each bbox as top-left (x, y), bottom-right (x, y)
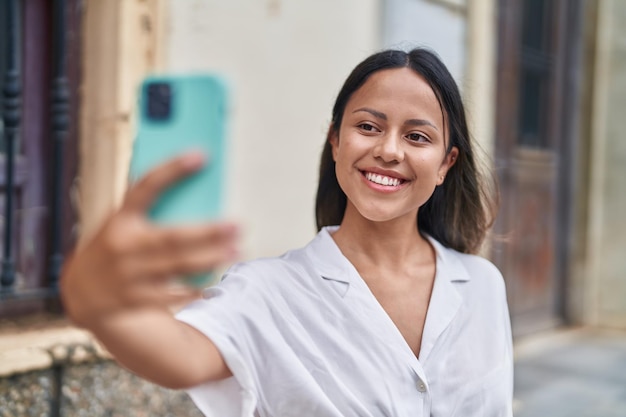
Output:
top-left (425, 235), bottom-right (472, 283)
top-left (307, 226), bottom-right (353, 285)
top-left (309, 226), bottom-right (471, 285)
top-left (307, 226), bottom-right (470, 363)
top-left (420, 236), bottom-right (471, 362)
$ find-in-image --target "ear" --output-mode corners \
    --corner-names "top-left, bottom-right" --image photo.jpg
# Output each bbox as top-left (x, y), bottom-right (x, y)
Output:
top-left (437, 146), bottom-right (459, 186)
top-left (327, 126), bottom-right (339, 162)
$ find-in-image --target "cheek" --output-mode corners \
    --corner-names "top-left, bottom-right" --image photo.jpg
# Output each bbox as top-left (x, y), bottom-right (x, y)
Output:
top-left (415, 156), bottom-right (442, 179)
top-left (334, 136), bottom-right (358, 165)
top-left (407, 157), bottom-right (448, 189)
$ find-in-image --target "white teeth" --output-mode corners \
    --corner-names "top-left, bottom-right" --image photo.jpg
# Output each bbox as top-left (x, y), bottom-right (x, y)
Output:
top-left (365, 172), bottom-right (401, 187)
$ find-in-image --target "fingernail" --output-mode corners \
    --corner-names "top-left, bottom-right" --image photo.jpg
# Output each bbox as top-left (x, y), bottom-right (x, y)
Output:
top-left (182, 152), bottom-right (205, 169)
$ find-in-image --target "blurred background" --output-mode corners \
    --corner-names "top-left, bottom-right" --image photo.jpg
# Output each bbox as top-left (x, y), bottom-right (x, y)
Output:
top-left (1, 0), bottom-right (625, 416)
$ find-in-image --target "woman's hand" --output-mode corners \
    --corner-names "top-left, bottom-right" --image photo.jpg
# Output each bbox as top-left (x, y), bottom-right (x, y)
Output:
top-left (61, 152), bottom-right (239, 328)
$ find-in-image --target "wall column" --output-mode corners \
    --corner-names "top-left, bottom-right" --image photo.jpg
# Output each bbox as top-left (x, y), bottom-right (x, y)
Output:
top-left (79, 0), bottom-right (164, 240)
top-left (586, 0), bottom-right (626, 328)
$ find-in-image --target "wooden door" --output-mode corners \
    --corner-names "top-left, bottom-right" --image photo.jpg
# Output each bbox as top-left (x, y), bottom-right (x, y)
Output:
top-left (493, 0), bottom-right (579, 336)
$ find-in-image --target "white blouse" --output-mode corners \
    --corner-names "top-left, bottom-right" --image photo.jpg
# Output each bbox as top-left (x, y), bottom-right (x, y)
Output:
top-left (176, 226), bottom-right (513, 417)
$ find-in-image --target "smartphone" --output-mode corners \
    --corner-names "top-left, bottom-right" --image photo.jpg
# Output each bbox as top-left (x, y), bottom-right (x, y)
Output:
top-left (130, 74), bottom-right (228, 285)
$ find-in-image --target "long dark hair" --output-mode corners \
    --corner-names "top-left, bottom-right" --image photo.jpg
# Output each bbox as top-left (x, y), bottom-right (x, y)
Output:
top-left (315, 48), bottom-right (498, 254)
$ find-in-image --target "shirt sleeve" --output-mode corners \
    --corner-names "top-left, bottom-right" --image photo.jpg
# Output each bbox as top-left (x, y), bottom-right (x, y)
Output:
top-left (175, 268), bottom-right (272, 417)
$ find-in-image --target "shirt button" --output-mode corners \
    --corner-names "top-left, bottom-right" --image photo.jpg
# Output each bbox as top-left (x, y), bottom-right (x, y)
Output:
top-left (417, 381), bottom-right (427, 392)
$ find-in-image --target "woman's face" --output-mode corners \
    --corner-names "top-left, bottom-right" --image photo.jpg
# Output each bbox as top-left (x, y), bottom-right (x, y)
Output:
top-left (330, 67), bottom-right (458, 226)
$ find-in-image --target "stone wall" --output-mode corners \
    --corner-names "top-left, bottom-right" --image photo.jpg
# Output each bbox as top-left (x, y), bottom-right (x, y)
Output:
top-left (0, 360), bottom-right (202, 417)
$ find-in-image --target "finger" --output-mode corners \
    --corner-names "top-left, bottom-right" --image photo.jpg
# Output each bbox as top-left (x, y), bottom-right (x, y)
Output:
top-left (122, 281), bottom-right (203, 308)
top-left (162, 287), bottom-right (204, 307)
top-left (123, 152), bottom-right (206, 214)
top-left (148, 222), bottom-right (239, 254)
top-left (158, 282), bottom-right (204, 306)
top-left (139, 243), bottom-right (238, 281)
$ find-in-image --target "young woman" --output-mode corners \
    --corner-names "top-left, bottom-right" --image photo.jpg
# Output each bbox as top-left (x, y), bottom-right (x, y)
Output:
top-left (61, 48), bottom-right (512, 416)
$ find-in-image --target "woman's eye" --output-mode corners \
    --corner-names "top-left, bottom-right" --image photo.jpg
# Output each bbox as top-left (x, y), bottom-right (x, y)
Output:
top-left (357, 123), bottom-right (378, 132)
top-left (406, 132), bottom-right (429, 142)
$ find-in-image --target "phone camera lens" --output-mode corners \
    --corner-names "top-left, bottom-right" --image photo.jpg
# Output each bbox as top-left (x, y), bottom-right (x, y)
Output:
top-left (146, 82), bottom-right (172, 121)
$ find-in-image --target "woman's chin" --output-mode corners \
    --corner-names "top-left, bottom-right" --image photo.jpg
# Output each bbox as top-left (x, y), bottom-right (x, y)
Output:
top-left (350, 208), bottom-right (418, 226)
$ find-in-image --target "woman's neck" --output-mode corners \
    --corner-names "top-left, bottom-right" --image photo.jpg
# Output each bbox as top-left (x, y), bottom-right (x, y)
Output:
top-left (330, 206), bottom-right (433, 273)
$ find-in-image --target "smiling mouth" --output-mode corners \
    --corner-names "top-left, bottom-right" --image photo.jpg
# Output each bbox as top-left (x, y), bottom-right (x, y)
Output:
top-left (362, 171), bottom-right (406, 187)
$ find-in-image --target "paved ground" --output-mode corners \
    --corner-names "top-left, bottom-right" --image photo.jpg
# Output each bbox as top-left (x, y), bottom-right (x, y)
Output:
top-left (513, 328), bottom-right (626, 417)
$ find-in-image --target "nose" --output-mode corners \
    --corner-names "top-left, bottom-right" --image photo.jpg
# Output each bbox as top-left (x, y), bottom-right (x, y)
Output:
top-left (373, 133), bottom-right (404, 163)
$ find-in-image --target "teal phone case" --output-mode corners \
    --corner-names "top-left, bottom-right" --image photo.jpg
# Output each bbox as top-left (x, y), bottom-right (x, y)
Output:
top-left (130, 74), bottom-right (228, 286)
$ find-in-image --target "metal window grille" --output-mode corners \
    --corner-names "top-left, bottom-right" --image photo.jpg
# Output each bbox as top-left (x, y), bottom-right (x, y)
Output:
top-left (0, 0), bottom-right (68, 304)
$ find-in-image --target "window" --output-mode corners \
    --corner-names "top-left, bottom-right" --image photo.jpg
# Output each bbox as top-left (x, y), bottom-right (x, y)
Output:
top-left (0, 0), bottom-right (79, 317)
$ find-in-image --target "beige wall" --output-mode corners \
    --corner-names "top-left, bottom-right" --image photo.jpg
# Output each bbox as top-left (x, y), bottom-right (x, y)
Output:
top-left (78, 0), bottom-right (380, 258)
top-left (586, 0), bottom-right (626, 328)
top-left (162, 0), bottom-right (381, 259)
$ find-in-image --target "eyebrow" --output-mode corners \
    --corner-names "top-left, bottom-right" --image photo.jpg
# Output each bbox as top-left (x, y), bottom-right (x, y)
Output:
top-left (352, 107), bottom-right (438, 131)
